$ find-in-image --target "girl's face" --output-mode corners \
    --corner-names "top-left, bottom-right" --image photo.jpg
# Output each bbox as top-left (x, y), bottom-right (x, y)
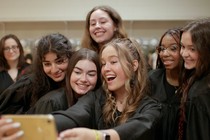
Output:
top-left (42, 52), bottom-right (68, 82)
top-left (3, 38), bottom-right (20, 62)
top-left (101, 45), bottom-right (127, 94)
top-left (159, 34), bottom-right (181, 70)
top-left (180, 31), bottom-right (198, 70)
top-left (70, 59), bottom-right (98, 95)
top-left (89, 9), bottom-right (117, 46)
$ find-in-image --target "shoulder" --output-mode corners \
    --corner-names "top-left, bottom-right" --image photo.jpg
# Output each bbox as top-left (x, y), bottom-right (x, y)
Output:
top-left (38, 87), bottom-right (66, 102)
top-left (148, 69), bottom-right (165, 79)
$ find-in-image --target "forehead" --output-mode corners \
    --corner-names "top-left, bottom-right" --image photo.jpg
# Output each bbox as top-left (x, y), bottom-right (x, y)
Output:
top-left (4, 38), bottom-right (17, 46)
top-left (90, 9), bottom-right (111, 20)
top-left (75, 59), bottom-right (97, 70)
top-left (162, 34), bottom-right (178, 44)
top-left (43, 52), bottom-right (58, 61)
top-left (181, 31), bottom-right (192, 44)
top-left (101, 45), bottom-right (118, 58)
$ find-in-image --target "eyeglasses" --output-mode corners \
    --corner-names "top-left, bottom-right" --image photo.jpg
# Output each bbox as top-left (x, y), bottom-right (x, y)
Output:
top-left (3, 45), bottom-right (19, 52)
top-left (156, 44), bottom-right (180, 54)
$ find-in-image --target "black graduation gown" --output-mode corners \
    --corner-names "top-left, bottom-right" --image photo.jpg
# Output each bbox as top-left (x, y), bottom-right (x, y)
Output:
top-left (0, 63), bottom-right (31, 95)
top-left (26, 87), bottom-right (68, 114)
top-left (53, 87), bottom-right (161, 140)
top-left (0, 74), bottom-right (33, 114)
top-left (0, 74), bottom-right (65, 114)
top-left (148, 69), bottom-right (180, 140)
top-left (184, 73), bottom-right (210, 140)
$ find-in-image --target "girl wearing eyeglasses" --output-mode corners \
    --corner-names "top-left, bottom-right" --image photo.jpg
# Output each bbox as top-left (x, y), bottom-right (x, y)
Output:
top-left (148, 27), bottom-right (182, 140)
top-left (0, 34), bottom-right (31, 95)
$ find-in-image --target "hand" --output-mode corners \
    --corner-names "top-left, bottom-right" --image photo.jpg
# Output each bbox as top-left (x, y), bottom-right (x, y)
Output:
top-left (58, 128), bottom-right (97, 140)
top-left (0, 118), bottom-right (23, 140)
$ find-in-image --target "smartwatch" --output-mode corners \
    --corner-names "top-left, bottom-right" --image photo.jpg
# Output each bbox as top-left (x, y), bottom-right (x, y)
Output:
top-left (101, 132), bottom-right (110, 140)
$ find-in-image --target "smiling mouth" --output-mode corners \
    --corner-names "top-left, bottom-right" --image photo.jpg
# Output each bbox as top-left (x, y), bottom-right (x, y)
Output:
top-left (107, 77), bottom-right (116, 81)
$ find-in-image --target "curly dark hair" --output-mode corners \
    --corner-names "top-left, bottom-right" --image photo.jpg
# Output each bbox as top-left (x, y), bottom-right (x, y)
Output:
top-left (30, 33), bottom-right (73, 106)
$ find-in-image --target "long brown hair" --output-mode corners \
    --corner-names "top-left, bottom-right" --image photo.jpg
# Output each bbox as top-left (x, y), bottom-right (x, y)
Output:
top-left (81, 5), bottom-right (127, 52)
top-left (0, 34), bottom-right (25, 71)
top-left (65, 48), bottom-right (101, 106)
top-left (178, 18), bottom-right (210, 140)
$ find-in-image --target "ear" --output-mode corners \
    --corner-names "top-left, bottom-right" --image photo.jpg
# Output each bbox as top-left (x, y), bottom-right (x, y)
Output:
top-left (132, 60), bottom-right (139, 72)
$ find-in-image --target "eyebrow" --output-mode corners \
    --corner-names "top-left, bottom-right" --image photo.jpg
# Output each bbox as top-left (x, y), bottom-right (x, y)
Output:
top-left (74, 67), bottom-right (97, 72)
top-left (42, 57), bottom-right (65, 62)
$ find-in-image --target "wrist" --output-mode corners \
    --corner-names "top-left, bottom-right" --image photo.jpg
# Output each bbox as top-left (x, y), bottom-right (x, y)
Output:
top-left (100, 131), bottom-right (110, 140)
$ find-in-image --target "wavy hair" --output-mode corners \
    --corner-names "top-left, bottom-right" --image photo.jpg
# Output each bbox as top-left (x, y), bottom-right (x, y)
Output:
top-left (99, 38), bottom-right (149, 127)
top-left (30, 33), bottom-right (73, 106)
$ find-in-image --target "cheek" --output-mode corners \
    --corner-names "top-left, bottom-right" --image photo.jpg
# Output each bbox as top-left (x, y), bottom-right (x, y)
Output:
top-left (89, 27), bottom-right (94, 36)
top-left (88, 76), bottom-right (98, 86)
top-left (59, 63), bottom-right (68, 71)
top-left (70, 73), bottom-right (76, 84)
top-left (43, 65), bottom-right (50, 74)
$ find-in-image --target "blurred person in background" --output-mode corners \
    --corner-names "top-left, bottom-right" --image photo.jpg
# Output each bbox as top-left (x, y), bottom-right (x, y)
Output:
top-left (0, 34), bottom-right (31, 95)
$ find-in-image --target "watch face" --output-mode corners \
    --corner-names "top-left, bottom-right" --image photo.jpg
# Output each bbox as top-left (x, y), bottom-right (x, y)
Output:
top-left (105, 135), bottom-right (110, 140)
top-left (103, 132), bottom-right (110, 140)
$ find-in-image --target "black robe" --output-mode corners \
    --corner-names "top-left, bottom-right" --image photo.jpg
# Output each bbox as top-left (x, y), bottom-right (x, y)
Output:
top-left (26, 87), bottom-right (68, 114)
top-left (0, 74), bottom-right (67, 114)
top-left (148, 69), bottom-right (180, 140)
top-left (184, 73), bottom-right (210, 140)
top-left (53, 87), bottom-right (161, 140)
top-left (0, 63), bottom-right (31, 95)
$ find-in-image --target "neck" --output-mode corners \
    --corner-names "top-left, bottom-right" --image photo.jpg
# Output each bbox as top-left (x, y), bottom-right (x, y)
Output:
top-left (114, 88), bottom-right (128, 111)
top-left (166, 68), bottom-right (179, 86)
top-left (7, 60), bottom-right (19, 69)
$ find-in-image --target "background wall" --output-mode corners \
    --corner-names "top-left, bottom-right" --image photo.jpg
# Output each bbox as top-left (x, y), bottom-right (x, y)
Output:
top-left (0, 0), bottom-right (209, 52)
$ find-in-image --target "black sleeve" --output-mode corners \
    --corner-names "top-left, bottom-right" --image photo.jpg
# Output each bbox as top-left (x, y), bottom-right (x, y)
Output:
top-left (27, 88), bottom-right (68, 114)
top-left (186, 91), bottom-right (210, 140)
top-left (0, 74), bottom-right (32, 114)
top-left (113, 96), bottom-right (161, 140)
top-left (52, 91), bottom-right (96, 132)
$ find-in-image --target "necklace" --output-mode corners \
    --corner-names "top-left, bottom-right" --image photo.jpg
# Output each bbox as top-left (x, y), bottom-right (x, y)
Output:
top-left (174, 86), bottom-right (178, 94)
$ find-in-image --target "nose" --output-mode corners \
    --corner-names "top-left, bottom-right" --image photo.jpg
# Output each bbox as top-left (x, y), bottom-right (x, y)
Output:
top-left (161, 49), bottom-right (170, 56)
top-left (51, 63), bottom-right (59, 73)
top-left (8, 48), bottom-right (15, 52)
top-left (80, 73), bottom-right (87, 82)
top-left (95, 22), bottom-right (101, 28)
top-left (180, 48), bottom-right (189, 58)
top-left (103, 63), bottom-right (111, 71)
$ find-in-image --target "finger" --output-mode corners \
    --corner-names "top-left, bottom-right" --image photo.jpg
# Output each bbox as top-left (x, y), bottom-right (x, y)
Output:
top-left (3, 130), bottom-right (24, 140)
top-left (0, 119), bottom-right (13, 127)
top-left (59, 129), bottom-right (77, 138)
top-left (0, 122), bottom-right (21, 137)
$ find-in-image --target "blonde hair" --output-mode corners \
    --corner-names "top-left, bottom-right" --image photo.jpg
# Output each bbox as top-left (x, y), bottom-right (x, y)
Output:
top-left (99, 38), bottom-right (149, 127)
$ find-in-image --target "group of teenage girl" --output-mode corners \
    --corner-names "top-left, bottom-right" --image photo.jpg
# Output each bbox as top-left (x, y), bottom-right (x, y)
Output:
top-left (0, 5), bottom-right (209, 140)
